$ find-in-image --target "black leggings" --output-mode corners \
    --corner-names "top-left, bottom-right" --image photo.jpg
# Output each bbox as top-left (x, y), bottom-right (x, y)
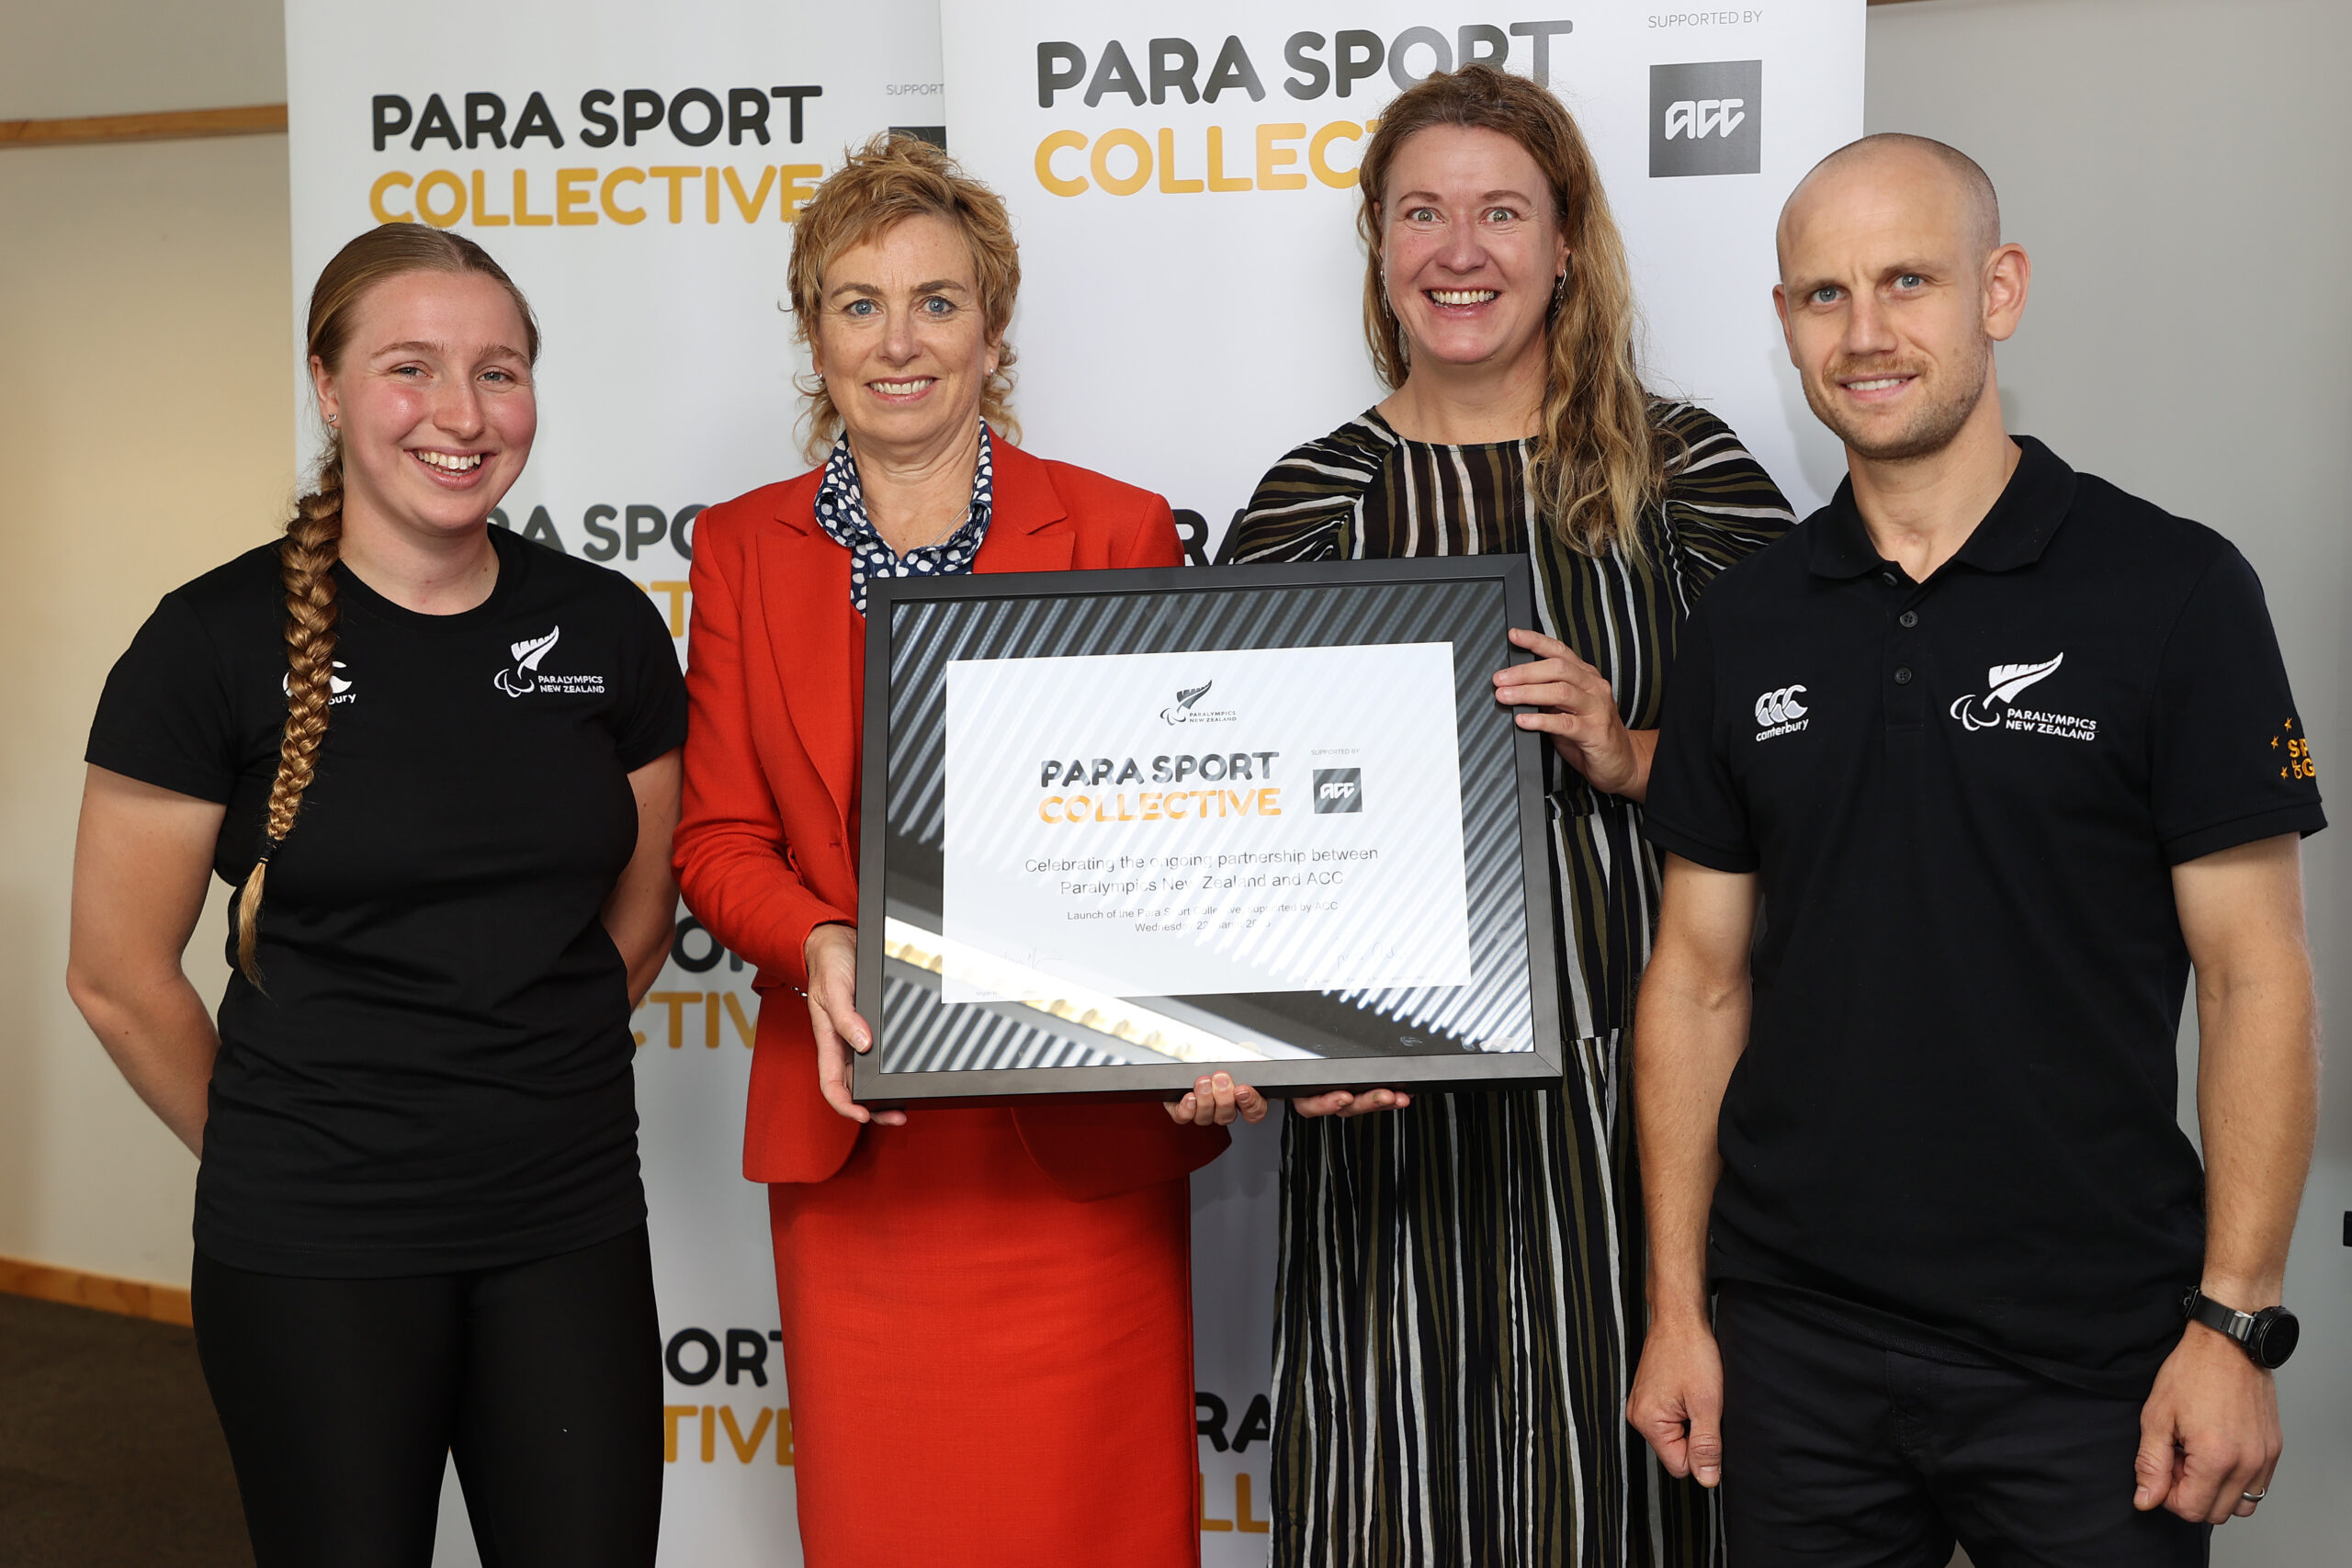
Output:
top-left (191, 1225), bottom-right (662, 1568)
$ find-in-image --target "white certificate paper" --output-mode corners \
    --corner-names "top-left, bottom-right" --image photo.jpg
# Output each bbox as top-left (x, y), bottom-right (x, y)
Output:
top-left (941, 642), bottom-right (1473, 1002)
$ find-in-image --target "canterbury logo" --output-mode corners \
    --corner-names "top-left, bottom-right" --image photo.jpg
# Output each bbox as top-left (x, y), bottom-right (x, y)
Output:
top-left (1951, 654), bottom-right (2063, 731)
top-left (495, 626), bottom-right (560, 696)
top-left (1754, 684), bottom-right (1808, 728)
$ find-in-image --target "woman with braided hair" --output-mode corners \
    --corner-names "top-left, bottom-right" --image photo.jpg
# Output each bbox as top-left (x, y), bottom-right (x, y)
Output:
top-left (68, 224), bottom-right (684, 1567)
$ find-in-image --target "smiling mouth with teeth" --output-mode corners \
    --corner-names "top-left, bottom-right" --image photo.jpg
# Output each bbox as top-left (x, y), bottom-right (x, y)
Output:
top-left (413, 450), bottom-right (486, 472)
top-left (1841, 377), bottom-right (1914, 394)
top-left (1427, 289), bottom-right (1499, 307)
top-left (871, 378), bottom-right (934, 396)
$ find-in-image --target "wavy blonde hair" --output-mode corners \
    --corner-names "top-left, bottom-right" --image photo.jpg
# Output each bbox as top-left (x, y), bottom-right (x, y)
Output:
top-left (787, 133), bottom-right (1021, 463)
top-left (1360, 65), bottom-right (1671, 558)
top-left (237, 224), bottom-right (539, 985)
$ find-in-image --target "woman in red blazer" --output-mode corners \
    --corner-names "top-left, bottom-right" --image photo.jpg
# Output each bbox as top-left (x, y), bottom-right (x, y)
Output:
top-left (674, 136), bottom-right (1261, 1567)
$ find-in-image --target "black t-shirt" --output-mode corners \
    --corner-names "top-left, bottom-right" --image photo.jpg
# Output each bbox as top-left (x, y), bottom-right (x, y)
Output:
top-left (88, 526), bottom-right (688, 1277)
top-left (1644, 438), bottom-right (2324, 1393)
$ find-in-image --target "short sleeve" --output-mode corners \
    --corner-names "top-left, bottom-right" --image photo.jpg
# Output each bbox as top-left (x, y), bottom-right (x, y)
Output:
top-left (85, 592), bottom-right (241, 804)
top-left (2149, 544), bottom-right (2325, 863)
top-left (1658, 404), bottom-right (1796, 602)
top-left (1641, 601), bottom-right (1758, 873)
top-left (614, 584), bottom-right (689, 772)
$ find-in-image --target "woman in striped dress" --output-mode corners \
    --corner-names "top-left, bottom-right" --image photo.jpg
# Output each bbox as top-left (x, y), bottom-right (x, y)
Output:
top-left (1222, 67), bottom-right (1792, 1567)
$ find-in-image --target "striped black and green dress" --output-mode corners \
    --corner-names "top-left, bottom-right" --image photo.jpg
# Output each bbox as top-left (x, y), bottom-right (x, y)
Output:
top-left (1225, 400), bottom-right (1792, 1568)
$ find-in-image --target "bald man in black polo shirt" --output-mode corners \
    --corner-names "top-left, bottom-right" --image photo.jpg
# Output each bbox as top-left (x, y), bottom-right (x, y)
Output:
top-left (1626, 134), bottom-right (2322, 1565)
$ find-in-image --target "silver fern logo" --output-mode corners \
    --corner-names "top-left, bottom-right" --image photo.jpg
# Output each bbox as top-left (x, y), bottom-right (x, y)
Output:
top-left (495, 627), bottom-right (561, 696)
top-left (1949, 654), bottom-right (2096, 741)
top-left (1159, 680), bottom-right (1236, 726)
top-left (1950, 654), bottom-right (2064, 731)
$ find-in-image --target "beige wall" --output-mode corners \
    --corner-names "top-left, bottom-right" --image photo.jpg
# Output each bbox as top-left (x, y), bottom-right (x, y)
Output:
top-left (0, 131), bottom-right (294, 1283)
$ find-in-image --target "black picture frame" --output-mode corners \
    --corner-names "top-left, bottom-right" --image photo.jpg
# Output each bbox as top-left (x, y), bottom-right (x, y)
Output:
top-left (852, 557), bottom-right (1565, 1106)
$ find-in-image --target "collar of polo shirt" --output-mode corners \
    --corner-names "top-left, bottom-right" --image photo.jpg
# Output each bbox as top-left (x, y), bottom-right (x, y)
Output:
top-left (1806, 437), bottom-right (2080, 581)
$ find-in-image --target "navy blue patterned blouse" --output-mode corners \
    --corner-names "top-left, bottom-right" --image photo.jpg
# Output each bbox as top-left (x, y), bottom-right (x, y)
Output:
top-left (811, 423), bottom-right (995, 615)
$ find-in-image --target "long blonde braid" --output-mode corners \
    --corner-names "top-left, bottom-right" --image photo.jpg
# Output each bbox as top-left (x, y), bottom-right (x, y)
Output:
top-left (233, 222), bottom-right (540, 986)
top-left (234, 461), bottom-right (344, 984)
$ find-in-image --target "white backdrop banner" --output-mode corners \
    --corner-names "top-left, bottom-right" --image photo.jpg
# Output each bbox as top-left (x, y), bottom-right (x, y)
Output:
top-left (284, 2), bottom-right (1860, 1562)
top-left (942, 1), bottom-right (1865, 561)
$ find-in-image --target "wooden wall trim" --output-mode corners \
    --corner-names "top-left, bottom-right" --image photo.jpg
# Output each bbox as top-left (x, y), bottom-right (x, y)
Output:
top-left (0, 1255), bottom-right (194, 1327)
top-left (0, 103), bottom-right (287, 151)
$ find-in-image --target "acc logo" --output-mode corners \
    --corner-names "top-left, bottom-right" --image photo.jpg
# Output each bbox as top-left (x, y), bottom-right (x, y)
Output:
top-left (1313, 768), bottom-right (1363, 814)
top-left (1664, 99), bottom-right (1745, 141)
top-left (1650, 60), bottom-right (1762, 177)
top-left (1753, 683), bottom-right (1808, 740)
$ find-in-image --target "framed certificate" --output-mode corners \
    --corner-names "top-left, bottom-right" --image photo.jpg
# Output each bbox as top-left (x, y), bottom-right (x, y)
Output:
top-left (851, 558), bottom-right (1566, 1105)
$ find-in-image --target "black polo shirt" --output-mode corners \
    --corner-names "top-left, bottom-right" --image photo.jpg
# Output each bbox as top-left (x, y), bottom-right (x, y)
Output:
top-left (1645, 437), bottom-right (2324, 1393)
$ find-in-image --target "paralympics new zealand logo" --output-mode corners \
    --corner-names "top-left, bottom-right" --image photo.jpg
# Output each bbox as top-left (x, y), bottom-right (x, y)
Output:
top-left (1159, 680), bottom-right (1236, 726)
top-left (1949, 654), bottom-right (2095, 741)
top-left (494, 626), bottom-right (606, 698)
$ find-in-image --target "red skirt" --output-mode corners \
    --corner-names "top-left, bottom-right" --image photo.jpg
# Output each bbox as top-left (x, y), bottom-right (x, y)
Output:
top-left (769, 1106), bottom-right (1199, 1567)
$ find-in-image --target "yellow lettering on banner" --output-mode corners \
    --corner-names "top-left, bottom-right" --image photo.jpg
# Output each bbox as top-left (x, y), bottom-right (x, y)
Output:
top-left (723, 991), bottom-right (756, 1048)
top-left (780, 164), bottom-right (821, 221)
top-left (1236, 1473), bottom-right (1271, 1533)
top-left (1090, 129), bottom-right (1150, 197)
top-left (649, 167), bottom-right (697, 223)
top-left (1036, 130), bottom-right (1087, 197)
top-left (662, 1404), bottom-right (696, 1462)
top-left (643, 580), bottom-right (689, 636)
top-left (602, 167), bottom-right (646, 225)
top-left (370, 171), bottom-right (414, 223)
top-left (469, 169), bottom-right (510, 226)
top-left (1039, 795), bottom-right (1065, 824)
top-left (721, 1405), bottom-right (773, 1461)
top-left (1205, 127), bottom-right (1251, 191)
top-left (1257, 124), bottom-right (1307, 191)
top-left (556, 168), bottom-right (595, 225)
top-left (644, 991), bottom-right (698, 1049)
top-left (705, 991), bottom-right (722, 1049)
top-left (724, 165), bottom-right (776, 221)
top-left (705, 166), bottom-right (720, 224)
top-left (700, 1405), bottom-right (716, 1463)
top-left (1198, 1472), bottom-right (1233, 1531)
top-left (415, 170), bottom-right (466, 229)
top-left (1156, 129), bottom-right (1204, 194)
top-left (1309, 121), bottom-right (1365, 188)
top-left (776, 1407), bottom-right (796, 1465)
top-left (514, 169), bottom-right (552, 227)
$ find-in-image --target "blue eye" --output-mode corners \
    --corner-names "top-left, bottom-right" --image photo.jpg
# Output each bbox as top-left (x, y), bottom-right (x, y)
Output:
top-left (1894, 274), bottom-right (1925, 290)
top-left (922, 297), bottom-right (955, 317)
top-left (843, 299), bottom-right (877, 317)
top-left (1811, 287), bottom-right (1840, 305)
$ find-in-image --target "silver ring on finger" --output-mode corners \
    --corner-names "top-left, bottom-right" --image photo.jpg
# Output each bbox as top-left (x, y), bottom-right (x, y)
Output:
top-left (2241, 1489), bottom-right (2267, 1504)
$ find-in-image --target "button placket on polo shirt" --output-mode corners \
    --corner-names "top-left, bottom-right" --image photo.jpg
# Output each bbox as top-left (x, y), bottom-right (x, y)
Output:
top-left (1881, 566), bottom-right (1930, 728)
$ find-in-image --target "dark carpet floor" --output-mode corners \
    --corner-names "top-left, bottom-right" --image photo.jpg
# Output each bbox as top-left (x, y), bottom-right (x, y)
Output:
top-left (0, 1292), bottom-right (251, 1567)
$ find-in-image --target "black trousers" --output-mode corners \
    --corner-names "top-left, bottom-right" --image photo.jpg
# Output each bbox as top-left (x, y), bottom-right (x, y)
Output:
top-left (1716, 1281), bottom-right (2208, 1568)
top-left (191, 1224), bottom-right (662, 1568)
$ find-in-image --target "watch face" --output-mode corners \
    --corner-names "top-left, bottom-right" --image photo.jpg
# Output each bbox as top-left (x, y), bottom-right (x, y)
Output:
top-left (2255, 1309), bottom-right (2300, 1369)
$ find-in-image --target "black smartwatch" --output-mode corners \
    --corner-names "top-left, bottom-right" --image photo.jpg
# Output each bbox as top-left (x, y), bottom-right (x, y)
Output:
top-left (2182, 1287), bottom-right (2300, 1370)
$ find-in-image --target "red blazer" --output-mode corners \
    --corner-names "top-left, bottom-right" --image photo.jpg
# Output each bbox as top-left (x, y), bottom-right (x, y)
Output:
top-left (674, 439), bottom-right (1228, 1198)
